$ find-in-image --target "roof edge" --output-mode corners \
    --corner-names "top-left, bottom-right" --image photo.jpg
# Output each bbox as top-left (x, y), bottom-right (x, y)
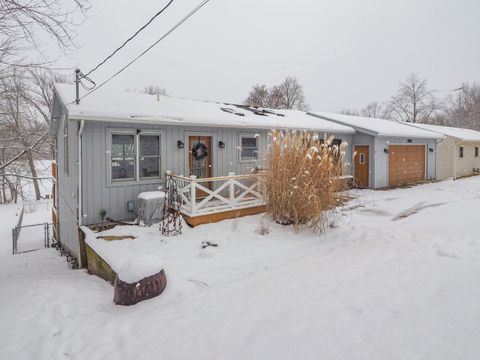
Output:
top-left (307, 112), bottom-right (378, 136)
top-left (67, 112), bottom-right (356, 133)
top-left (402, 122), bottom-right (471, 141)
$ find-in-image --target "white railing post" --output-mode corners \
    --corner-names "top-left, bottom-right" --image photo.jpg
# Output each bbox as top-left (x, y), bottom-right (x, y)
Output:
top-left (228, 172), bottom-right (235, 207)
top-left (190, 175), bottom-right (196, 215)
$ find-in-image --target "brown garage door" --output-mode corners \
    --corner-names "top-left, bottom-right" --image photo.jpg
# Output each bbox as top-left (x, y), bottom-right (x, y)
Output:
top-left (388, 145), bottom-right (425, 187)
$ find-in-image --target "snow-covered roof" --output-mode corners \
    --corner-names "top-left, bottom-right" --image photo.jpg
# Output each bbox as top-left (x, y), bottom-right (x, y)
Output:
top-left (308, 112), bottom-right (444, 139)
top-left (54, 84), bottom-right (355, 134)
top-left (403, 123), bottom-right (480, 142)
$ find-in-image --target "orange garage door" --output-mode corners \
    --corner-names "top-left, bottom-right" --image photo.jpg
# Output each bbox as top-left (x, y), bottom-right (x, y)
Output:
top-left (388, 145), bottom-right (425, 187)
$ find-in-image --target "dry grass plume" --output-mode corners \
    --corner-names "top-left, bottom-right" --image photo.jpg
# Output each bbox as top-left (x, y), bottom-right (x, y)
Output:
top-left (264, 129), bottom-right (346, 232)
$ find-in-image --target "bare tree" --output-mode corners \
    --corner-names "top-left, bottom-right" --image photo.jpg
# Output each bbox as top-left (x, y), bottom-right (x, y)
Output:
top-left (143, 85), bottom-right (167, 96)
top-left (0, 0), bottom-right (90, 71)
top-left (244, 76), bottom-right (308, 110)
top-left (1, 72), bottom-right (41, 200)
top-left (339, 109), bottom-right (360, 116)
top-left (275, 77), bottom-right (308, 110)
top-left (244, 84), bottom-right (270, 108)
top-left (0, 0), bottom-right (87, 202)
top-left (439, 83), bottom-right (480, 130)
top-left (0, 69), bottom-right (60, 201)
top-left (360, 101), bottom-right (392, 119)
top-left (388, 73), bottom-right (439, 123)
top-left (266, 85), bottom-right (284, 109)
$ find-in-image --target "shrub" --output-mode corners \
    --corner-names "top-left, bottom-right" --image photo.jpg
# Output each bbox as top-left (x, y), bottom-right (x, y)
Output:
top-left (264, 129), bottom-right (346, 231)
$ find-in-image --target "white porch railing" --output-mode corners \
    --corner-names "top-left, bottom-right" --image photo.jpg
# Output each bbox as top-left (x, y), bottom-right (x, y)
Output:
top-left (168, 172), bottom-right (266, 217)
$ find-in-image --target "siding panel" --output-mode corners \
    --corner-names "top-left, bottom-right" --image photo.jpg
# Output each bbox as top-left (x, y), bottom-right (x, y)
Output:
top-left (81, 122), bottom-right (353, 224)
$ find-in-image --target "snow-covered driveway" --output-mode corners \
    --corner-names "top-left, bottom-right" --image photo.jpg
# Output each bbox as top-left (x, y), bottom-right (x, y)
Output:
top-left (0, 177), bottom-right (479, 360)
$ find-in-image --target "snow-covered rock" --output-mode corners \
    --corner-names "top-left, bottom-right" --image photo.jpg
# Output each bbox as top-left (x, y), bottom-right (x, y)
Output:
top-left (117, 255), bottom-right (164, 283)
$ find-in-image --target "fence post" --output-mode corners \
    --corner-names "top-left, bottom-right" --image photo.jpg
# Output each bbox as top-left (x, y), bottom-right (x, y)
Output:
top-left (43, 223), bottom-right (46, 248)
top-left (12, 228), bottom-right (16, 255)
top-left (228, 172), bottom-right (235, 207)
top-left (190, 176), bottom-right (196, 216)
top-left (46, 223), bottom-right (50, 248)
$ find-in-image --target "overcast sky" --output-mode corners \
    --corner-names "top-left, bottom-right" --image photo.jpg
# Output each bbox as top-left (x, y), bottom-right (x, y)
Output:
top-left (54, 0), bottom-right (480, 112)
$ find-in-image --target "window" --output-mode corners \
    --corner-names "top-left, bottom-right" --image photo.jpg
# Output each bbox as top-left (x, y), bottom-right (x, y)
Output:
top-left (139, 135), bottom-right (161, 179)
top-left (110, 131), bottom-right (162, 183)
top-left (359, 153), bottom-right (366, 165)
top-left (111, 134), bottom-right (136, 181)
top-left (319, 138), bottom-right (342, 148)
top-left (459, 146), bottom-right (464, 158)
top-left (475, 147), bottom-right (479, 158)
top-left (331, 139), bottom-right (342, 147)
top-left (240, 134), bottom-right (258, 161)
top-left (63, 116), bottom-right (69, 175)
top-left (320, 138), bottom-right (342, 163)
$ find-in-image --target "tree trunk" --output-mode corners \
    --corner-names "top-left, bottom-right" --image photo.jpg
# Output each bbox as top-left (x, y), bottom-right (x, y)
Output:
top-left (10, 184), bottom-right (17, 203)
top-left (26, 151), bottom-right (41, 200)
top-left (0, 176), bottom-right (4, 204)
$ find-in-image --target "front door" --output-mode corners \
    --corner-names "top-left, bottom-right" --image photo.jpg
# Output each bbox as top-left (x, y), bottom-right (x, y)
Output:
top-left (354, 145), bottom-right (369, 188)
top-left (189, 136), bottom-right (212, 193)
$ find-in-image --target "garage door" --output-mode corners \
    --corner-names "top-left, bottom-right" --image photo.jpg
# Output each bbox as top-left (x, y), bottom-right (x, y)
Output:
top-left (388, 145), bottom-right (425, 187)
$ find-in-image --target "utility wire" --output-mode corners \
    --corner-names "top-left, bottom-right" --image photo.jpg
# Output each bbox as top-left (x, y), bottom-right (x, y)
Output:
top-left (78, 0), bottom-right (210, 102)
top-left (84, 0), bottom-right (174, 77)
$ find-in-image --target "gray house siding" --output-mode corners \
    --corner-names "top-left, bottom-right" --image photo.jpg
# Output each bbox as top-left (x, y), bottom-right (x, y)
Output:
top-left (351, 133), bottom-right (376, 188)
top-left (351, 133), bottom-right (437, 189)
top-left (374, 137), bottom-right (436, 189)
top-left (55, 110), bottom-right (80, 260)
top-left (81, 121), bottom-right (270, 225)
top-left (335, 134), bottom-right (353, 176)
top-left (80, 121), bottom-right (353, 225)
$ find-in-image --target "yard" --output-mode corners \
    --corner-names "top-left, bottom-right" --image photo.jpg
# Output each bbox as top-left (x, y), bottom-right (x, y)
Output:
top-left (1, 177), bottom-right (479, 360)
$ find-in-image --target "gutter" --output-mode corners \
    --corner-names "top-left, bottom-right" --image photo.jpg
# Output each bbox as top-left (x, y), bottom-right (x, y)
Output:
top-left (67, 114), bottom-right (356, 134)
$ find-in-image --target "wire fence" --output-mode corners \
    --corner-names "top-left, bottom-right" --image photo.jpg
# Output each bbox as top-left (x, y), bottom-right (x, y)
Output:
top-left (11, 207), bottom-right (25, 254)
top-left (12, 221), bottom-right (54, 255)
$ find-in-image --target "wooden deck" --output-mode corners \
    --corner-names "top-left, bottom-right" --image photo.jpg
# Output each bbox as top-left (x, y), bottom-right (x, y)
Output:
top-left (85, 243), bottom-right (116, 283)
top-left (182, 205), bottom-right (266, 227)
top-left (170, 172), bottom-right (266, 227)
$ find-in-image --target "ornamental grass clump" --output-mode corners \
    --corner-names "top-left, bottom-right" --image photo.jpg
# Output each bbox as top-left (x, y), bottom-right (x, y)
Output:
top-left (264, 129), bottom-right (346, 232)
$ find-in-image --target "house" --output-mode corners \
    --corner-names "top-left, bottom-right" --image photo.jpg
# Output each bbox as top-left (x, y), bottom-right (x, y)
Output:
top-left (403, 123), bottom-right (480, 180)
top-left (307, 112), bottom-right (444, 189)
top-left (49, 84), bottom-right (355, 266)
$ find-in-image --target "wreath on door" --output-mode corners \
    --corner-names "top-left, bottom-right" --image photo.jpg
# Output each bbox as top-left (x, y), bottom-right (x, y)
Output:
top-left (192, 142), bottom-right (208, 160)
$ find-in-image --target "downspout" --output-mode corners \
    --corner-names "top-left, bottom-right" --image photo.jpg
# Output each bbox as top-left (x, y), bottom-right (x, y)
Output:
top-left (78, 120), bottom-right (85, 225)
top-left (77, 119), bottom-right (85, 267)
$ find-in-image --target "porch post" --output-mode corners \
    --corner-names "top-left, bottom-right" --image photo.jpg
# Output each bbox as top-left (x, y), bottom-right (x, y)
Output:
top-left (190, 176), bottom-right (196, 215)
top-left (228, 172), bottom-right (235, 207)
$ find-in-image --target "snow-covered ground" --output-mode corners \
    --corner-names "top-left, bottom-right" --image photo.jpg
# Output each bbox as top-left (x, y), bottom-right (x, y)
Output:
top-left (20, 160), bottom-right (52, 202)
top-left (1, 177), bottom-right (480, 360)
top-left (16, 200), bottom-right (53, 253)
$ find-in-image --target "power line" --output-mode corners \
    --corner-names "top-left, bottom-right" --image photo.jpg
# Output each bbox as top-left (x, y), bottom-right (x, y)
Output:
top-left (78, 0), bottom-right (211, 102)
top-left (84, 0), bottom-right (174, 77)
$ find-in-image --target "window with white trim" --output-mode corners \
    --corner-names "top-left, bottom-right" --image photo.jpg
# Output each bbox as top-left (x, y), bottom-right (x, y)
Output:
top-left (475, 146), bottom-right (478, 158)
top-left (139, 135), bottom-right (161, 179)
top-left (110, 131), bottom-right (162, 182)
top-left (459, 146), bottom-right (464, 158)
top-left (111, 134), bottom-right (136, 181)
top-left (359, 153), bottom-right (366, 165)
top-left (239, 134), bottom-right (258, 161)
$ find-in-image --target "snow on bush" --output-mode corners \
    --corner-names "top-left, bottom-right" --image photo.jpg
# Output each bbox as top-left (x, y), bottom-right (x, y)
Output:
top-left (264, 129), bottom-right (346, 231)
top-left (117, 255), bottom-right (164, 283)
